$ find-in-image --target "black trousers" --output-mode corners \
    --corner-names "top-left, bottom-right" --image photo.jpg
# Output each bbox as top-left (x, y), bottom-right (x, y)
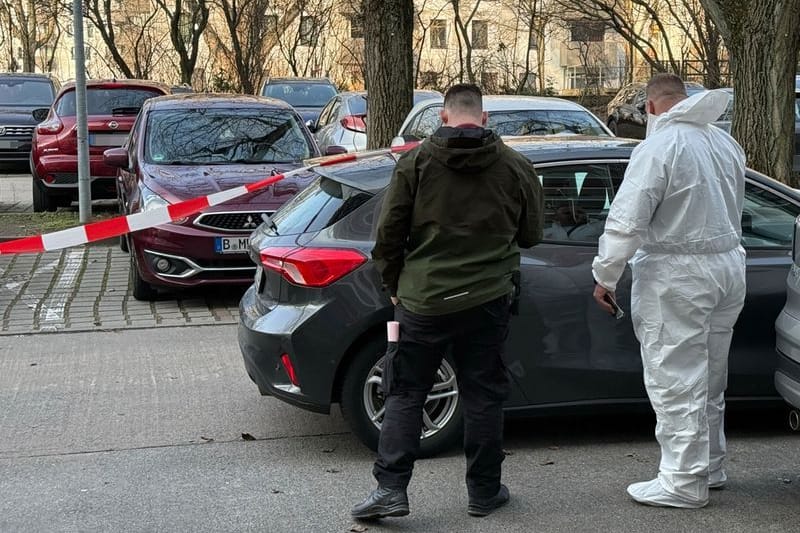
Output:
top-left (373, 294), bottom-right (512, 499)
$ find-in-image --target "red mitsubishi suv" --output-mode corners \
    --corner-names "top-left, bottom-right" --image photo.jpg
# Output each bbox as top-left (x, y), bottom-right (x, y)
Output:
top-left (30, 79), bottom-right (169, 212)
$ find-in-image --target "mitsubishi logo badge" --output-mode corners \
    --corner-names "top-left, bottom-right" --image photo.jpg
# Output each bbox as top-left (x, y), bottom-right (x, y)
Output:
top-left (0, 127), bottom-right (6, 136)
top-left (243, 215), bottom-right (258, 229)
top-left (108, 121), bottom-right (119, 130)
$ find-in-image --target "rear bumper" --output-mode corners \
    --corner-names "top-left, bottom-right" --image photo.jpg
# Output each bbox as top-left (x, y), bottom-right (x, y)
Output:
top-left (32, 153), bottom-right (118, 196)
top-left (130, 223), bottom-right (257, 288)
top-left (775, 309), bottom-right (800, 408)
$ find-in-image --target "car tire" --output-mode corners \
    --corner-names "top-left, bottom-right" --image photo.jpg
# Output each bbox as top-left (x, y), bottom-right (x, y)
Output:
top-left (129, 247), bottom-right (158, 301)
top-left (32, 179), bottom-right (56, 212)
top-left (119, 235), bottom-right (129, 253)
top-left (340, 336), bottom-right (464, 457)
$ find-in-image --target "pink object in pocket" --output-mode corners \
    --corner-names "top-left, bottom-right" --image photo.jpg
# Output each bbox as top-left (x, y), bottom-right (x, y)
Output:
top-left (387, 321), bottom-right (400, 342)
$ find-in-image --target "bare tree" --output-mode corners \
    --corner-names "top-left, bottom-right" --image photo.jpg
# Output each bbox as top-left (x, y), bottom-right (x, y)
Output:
top-left (154, 0), bottom-right (210, 85)
top-left (273, 0), bottom-right (334, 77)
top-left (362, 0), bottom-right (413, 148)
top-left (661, 0), bottom-right (725, 87)
top-left (700, 0), bottom-right (800, 186)
top-left (0, 0), bottom-right (65, 72)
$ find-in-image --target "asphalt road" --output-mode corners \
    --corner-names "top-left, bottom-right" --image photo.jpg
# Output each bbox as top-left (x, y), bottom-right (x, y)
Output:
top-left (1, 325), bottom-right (798, 533)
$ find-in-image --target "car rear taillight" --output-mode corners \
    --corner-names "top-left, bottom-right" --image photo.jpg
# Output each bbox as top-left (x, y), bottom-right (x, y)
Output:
top-left (36, 117), bottom-right (62, 134)
top-left (259, 246), bottom-right (367, 287)
top-left (341, 115), bottom-right (366, 133)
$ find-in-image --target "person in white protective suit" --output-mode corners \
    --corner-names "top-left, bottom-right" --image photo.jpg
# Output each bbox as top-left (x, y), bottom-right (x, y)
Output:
top-left (591, 73), bottom-right (747, 508)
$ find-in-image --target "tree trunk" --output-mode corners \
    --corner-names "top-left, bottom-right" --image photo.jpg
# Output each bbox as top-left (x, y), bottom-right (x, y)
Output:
top-left (700, 0), bottom-right (800, 186)
top-left (363, 0), bottom-right (413, 149)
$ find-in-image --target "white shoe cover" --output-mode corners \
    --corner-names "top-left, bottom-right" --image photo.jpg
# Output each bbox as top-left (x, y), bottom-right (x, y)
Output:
top-left (708, 470), bottom-right (726, 489)
top-left (627, 479), bottom-right (708, 508)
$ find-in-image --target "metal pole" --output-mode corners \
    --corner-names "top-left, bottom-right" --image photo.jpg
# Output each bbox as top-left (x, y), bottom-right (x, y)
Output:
top-left (72, 0), bottom-right (91, 222)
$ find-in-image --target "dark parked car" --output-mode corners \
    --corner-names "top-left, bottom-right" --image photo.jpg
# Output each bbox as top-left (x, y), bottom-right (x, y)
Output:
top-left (0, 73), bottom-right (59, 165)
top-left (260, 77), bottom-right (338, 124)
top-left (30, 79), bottom-right (169, 212)
top-left (238, 136), bottom-right (798, 456)
top-left (105, 94), bottom-right (320, 301)
top-left (606, 81), bottom-right (705, 138)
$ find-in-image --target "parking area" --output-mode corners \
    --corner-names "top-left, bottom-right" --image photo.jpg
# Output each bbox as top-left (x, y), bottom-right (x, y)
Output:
top-left (1, 172), bottom-right (243, 335)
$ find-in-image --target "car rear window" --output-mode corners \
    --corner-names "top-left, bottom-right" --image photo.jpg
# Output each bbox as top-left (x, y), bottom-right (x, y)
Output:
top-left (0, 79), bottom-right (53, 105)
top-left (268, 176), bottom-right (372, 236)
top-left (488, 110), bottom-right (609, 137)
top-left (56, 87), bottom-right (163, 116)
top-left (262, 83), bottom-right (336, 108)
top-left (144, 107), bottom-right (312, 164)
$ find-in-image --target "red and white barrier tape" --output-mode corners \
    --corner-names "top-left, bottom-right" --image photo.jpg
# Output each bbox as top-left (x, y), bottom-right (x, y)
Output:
top-left (0, 142), bottom-right (420, 256)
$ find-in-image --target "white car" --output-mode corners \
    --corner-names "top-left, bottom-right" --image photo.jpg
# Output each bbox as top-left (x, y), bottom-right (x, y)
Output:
top-left (392, 95), bottom-right (613, 146)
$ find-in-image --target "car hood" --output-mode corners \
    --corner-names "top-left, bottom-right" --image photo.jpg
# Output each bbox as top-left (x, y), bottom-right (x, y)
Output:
top-left (293, 107), bottom-right (323, 123)
top-left (0, 107), bottom-right (40, 125)
top-left (141, 162), bottom-right (314, 208)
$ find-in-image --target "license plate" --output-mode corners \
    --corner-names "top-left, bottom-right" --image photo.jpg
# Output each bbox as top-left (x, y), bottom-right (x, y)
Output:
top-left (214, 236), bottom-right (249, 254)
top-left (89, 133), bottom-right (128, 146)
top-left (0, 140), bottom-right (19, 149)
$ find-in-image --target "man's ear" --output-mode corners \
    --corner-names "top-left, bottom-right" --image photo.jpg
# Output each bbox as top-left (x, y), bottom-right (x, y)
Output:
top-left (440, 109), bottom-right (448, 125)
top-left (646, 99), bottom-right (656, 115)
top-left (481, 111), bottom-right (488, 126)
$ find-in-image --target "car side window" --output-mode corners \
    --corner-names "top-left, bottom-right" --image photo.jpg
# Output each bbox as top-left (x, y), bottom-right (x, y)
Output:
top-left (537, 163), bottom-right (625, 244)
top-left (317, 100), bottom-right (334, 126)
top-left (409, 105), bottom-right (442, 139)
top-left (741, 182), bottom-right (800, 248)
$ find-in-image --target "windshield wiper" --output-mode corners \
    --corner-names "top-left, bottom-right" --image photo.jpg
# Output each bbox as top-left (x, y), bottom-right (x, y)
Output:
top-left (261, 212), bottom-right (279, 235)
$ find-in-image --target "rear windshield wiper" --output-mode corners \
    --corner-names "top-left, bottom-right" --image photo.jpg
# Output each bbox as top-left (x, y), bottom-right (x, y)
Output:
top-left (261, 212), bottom-right (279, 235)
top-left (112, 106), bottom-right (141, 116)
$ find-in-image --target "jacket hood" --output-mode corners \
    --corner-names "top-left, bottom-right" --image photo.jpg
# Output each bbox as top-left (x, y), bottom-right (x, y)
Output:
top-left (424, 127), bottom-right (502, 173)
top-left (650, 89), bottom-right (730, 135)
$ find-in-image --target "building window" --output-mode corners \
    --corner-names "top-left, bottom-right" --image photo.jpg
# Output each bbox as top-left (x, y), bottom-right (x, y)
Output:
top-left (430, 19), bottom-right (447, 49)
top-left (299, 15), bottom-right (318, 47)
top-left (480, 71), bottom-right (498, 92)
top-left (569, 20), bottom-right (605, 42)
top-left (349, 14), bottom-right (364, 39)
top-left (472, 20), bottom-right (488, 49)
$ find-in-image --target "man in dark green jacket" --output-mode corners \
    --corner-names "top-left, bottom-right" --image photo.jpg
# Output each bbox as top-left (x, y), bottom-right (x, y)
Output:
top-left (351, 84), bottom-right (543, 520)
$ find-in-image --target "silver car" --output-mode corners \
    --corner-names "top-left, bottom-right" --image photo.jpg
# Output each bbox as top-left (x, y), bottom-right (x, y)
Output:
top-left (312, 90), bottom-right (441, 155)
top-left (392, 94), bottom-right (613, 147)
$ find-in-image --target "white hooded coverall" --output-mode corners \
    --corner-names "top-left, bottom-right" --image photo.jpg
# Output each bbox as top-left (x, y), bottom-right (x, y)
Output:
top-left (592, 90), bottom-right (747, 506)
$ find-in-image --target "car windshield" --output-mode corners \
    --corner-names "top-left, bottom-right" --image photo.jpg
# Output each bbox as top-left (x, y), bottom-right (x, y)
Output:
top-left (0, 79), bottom-right (54, 105)
top-left (262, 83), bottom-right (336, 108)
top-left (144, 107), bottom-right (312, 165)
top-left (57, 87), bottom-right (163, 116)
top-left (488, 110), bottom-right (609, 137)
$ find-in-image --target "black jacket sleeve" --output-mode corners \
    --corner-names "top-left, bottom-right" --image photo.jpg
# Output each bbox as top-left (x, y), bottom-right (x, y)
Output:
top-left (371, 154), bottom-right (416, 296)
top-left (516, 160), bottom-right (544, 249)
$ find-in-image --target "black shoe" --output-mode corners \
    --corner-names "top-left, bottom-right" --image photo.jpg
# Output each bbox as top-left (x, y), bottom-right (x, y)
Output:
top-left (468, 484), bottom-right (510, 517)
top-left (351, 487), bottom-right (410, 520)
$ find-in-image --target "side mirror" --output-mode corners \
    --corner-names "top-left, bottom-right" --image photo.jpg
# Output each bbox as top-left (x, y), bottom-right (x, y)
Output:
top-left (305, 119), bottom-right (317, 133)
top-left (32, 108), bottom-right (49, 122)
top-left (324, 145), bottom-right (348, 156)
top-left (103, 147), bottom-right (130, 169)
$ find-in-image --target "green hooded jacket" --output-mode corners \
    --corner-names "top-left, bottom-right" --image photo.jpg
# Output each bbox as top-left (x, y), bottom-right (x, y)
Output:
top-left (372, 127), bottom-right (544, 315)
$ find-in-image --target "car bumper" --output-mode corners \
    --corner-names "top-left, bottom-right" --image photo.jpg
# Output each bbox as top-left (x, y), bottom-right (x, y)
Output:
top-left (32, 153), bottom-right (118, 198)
top-left (238, 285), bottom-right (331, 413)
top-left (131, 223), bottom-right (258, 288)
top-left (775, 309), bottom-right (800, 408)
top-left (0, 137), bottom-right (32, 161)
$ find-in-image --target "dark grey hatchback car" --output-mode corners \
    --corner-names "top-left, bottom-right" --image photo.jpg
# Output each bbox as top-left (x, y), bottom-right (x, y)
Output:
top-left (238, 137), bottom-right (800, 456)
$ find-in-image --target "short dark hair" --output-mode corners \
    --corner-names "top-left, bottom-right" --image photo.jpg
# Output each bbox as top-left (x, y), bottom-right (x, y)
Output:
top-left (443, 83), bottom-right (483, 114)
top-left (646, 73), bottom-right (687, 100)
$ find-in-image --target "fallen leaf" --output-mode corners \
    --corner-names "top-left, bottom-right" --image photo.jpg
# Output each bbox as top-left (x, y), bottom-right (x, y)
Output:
top-left (782, 477), bottom-right (792, 484)
top-left (30, 363), bottom-right (38, 367)
top-left (539, 460), bottom-right (554, 466)
top-left (271, 489), bottom-right (283, 494)
top-left (626, 453), bottom-right (636, 457)
top-left (349, 525), bottom-right (368, 532)
top-left (200, 436), bottom-right (214, 442)
top-left (241, 433), bottom-right (256, 441)
top-left (325, 468), bottom-right (341, 474)
top-left (322, 447), bottom-right (337, 453)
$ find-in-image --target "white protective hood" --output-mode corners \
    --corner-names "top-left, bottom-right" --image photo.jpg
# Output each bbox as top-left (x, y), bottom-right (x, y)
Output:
top-left (592, 89), bottom-right (745, 292)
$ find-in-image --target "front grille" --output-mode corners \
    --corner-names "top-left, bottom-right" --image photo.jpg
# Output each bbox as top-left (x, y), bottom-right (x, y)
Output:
top-left (0, 125), bottom-right (34, 138)
top-left (195, 211), bottom-right (273, 233)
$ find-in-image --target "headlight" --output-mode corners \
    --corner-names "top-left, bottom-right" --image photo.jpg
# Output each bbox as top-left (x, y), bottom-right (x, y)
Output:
top-left (140, 184), bottom-right (169, 212)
